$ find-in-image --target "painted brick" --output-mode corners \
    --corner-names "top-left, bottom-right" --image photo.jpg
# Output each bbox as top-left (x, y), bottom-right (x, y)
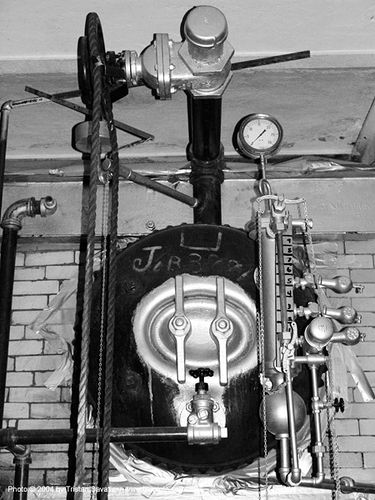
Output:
top-left (11, 310), bottom-right (42, 325)
top-left (335, 419), bottom-right (359, 435)
top-left (25, 326), bottom-right (45, 339)
top-left (8, 340), bottom-right (43, 356)
top-left (31, 452), bottom-right (68, 468)
top-left (338, 436), bottom-right (375, 451)
top-left (22, 469), bottom-right (45, 486)
top-left (3, 402), bottom-right (29, 418)
top-left (45, 265), bottom-right (77, 280)
top-left (351, 297), bottom-right (375, 311)
top-left (361, 327), bottom-right (375, 341)
top-left (351, 269), bottom-right (375, 283)
top-left (25, 251), bottom-right (75, 266)
top-left (352, 341), bottom-right (375, 356)
top-left (335, 254), bottom-right (373, 269)
top-left (7, 357), bottom-right (14, 371)
top-left (45, 469), bottom-right (68, 486)
top-left (9, 325), bottom-right (24, 340)
top-left (8, 387), bottom-right (60, 403)
top-left (34, 371), bottom-right (54, 387)
top-left (15, 253), bottom-right (25, 266)
top-left (339, 467), bottom-right (375, 482)
top-left (14, 266), bottom-right (45, 281)
top-left (336, 402), bottom-right (375, 419)
top-left (344, 284), bottom-right (375, 298)
top-left (12, 294), bottom-right (48, 310)
top-left (353, 387), bottom-right (375, 403)
top-left (346, 240), bottom-right (375, 254)
top-left (358, 312), bottom-right (375, 327)
top-left (364, 453), bottom-right (375, 467)
top-left (359, 419), bottom-right (375, 435)
top-left (61, 387), bottom-right (71, 403)
top-left (354, 357), bottom-right (375, 371)
top-left (30, 403), bottom-right (70, 419)
top-left (338, 452), bottom-right (362, 468)
top-left (13, 280), bottom-right (59, 295)
top-left (15, 355), bottom-right (61, 372)
top-left (18, 418), bottom-right (70, 430)
top-left (5, 372), bottom-right (33, 387)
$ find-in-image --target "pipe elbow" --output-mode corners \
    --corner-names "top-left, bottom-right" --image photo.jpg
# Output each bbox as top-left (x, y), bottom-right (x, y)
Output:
top-left (1, 100), bottom-right (13, 112)
top-left (1, 196), bottom-right (57, 230)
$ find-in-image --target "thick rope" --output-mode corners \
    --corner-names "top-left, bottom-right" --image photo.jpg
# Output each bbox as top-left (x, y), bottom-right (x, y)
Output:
top-left (98, 82), bottom-right (120, 499)
top-left (73, 13), bottom-right (103, 499)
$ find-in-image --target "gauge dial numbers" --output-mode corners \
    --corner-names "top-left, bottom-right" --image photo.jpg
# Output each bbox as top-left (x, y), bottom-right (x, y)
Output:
top-left (235, 114), bottom-right (283, 159)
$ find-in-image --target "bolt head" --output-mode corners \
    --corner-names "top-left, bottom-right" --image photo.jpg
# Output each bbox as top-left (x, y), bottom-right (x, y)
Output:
top-left (188, 414), bottom-right (198, 425)
top-left (197, 409), bottom-right (209, 421)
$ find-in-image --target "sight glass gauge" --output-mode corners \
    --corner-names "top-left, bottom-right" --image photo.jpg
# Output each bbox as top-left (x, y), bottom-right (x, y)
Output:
top-left (236, 113), bottom-right (283, 159)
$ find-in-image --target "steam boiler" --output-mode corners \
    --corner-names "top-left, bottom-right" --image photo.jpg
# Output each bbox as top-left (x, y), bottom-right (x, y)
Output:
top-left (71, 4), bottom-right (364, 488)
top-left (1, 4), bottom-right (374, 498)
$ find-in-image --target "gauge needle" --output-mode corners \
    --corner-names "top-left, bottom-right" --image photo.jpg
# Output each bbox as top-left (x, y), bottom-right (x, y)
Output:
top-left (250, 129), bottom-right (266, 146)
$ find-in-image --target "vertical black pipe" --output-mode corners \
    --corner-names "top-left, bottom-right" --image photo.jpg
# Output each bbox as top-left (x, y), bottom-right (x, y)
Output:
top-left (13, 448), bottom-right (31, 500)
top-left (0, 228), bottom-right (18, 424)
top-left (187, 94), bottom-right (224, 225)
top-left (0, 102), bottom-right (12, 218)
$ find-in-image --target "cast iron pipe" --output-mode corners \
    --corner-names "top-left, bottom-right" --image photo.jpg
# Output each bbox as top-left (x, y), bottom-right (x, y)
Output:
top-left (0, 427), bottom-right (188, 446)
top-left (0, 101), bottom-right (13, 218)
top-left (0, 98), bottom-right (48, 218)
top-left (187, 95), bottom-right (224, 224)
top-left (0, 197), bottom-right (57, 424)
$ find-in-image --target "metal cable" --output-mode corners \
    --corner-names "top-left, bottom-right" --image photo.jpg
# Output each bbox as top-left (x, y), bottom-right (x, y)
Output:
top-left (73, 15), bottom-right (103, 499)
top-left (99, 79), bottom-right (120, 499)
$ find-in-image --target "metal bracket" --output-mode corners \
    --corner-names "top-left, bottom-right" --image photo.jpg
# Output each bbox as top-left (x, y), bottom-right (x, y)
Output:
top-left (168, 275), bottom-right (192, 383)
top-left (210, 277), bottom-right (233, 386)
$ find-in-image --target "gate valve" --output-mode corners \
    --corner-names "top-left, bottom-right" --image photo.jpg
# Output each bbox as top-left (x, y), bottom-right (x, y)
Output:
top-left (187, 368), bottom-right (227, 445)
top-left (322, 305), bottom-right (360, 325)
top-left (294, 302), bottom-right (320, 320)
top-left (189, 368), bottom-right (214, 393)
top-left (333, 397), bottom-right (345, 413)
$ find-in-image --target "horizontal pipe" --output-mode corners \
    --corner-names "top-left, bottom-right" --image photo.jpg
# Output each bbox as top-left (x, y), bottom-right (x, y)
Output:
top-left (0, 427), bottom-right (188, 447)
top-left (119, 165), bottom-right (198, 208)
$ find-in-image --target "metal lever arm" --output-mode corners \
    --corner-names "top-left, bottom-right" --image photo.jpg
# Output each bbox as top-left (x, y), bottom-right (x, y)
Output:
top-left (168, 275), bottom-right (192, 383)
top-left (210, 277), bottom-right (233, 386)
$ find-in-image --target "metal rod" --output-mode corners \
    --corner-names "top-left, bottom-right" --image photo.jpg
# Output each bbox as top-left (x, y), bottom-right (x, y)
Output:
top-left (119, 165), bottom-right (198, 207)
top-left (24, 86), bottom-right (154, 140)
top-left (301, 364), bottom-right (324, 485)
top-left (285, 365), bottom-right (301, 484)
top-left (0, 427), bottom-right (188, 447)
top-left (231, 50), bottom-right (310, 71)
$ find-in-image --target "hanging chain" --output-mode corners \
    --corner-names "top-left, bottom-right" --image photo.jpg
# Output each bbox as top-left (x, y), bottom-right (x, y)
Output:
top-left (299, 199), bottom-right (341, 499)
top-left (90, 181), bottom-right (110, 498)
top-left (256, 197), bottom-right (269, 500)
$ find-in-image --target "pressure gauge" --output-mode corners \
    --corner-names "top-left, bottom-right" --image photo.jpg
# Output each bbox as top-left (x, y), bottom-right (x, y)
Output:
top-left (235, 113), bottom-right (283, 159)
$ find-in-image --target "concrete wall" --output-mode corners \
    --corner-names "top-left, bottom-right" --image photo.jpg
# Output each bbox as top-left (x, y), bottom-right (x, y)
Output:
top-left (2, 0), bottom-right (375, 73)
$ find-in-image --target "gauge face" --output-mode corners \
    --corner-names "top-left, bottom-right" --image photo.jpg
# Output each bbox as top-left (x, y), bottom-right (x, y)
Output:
top-left (235, 114), bottom-right (283, 159)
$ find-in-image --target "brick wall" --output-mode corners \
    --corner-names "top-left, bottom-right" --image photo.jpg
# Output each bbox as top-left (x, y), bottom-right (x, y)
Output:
top-left (0, 236), bottom-right (375, 487)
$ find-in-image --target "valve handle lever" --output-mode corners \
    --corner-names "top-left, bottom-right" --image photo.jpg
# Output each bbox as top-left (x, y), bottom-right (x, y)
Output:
top-left (210, 277), bottom-right (233, 386)
top-left (168, 275), bottom-right (192, 383)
